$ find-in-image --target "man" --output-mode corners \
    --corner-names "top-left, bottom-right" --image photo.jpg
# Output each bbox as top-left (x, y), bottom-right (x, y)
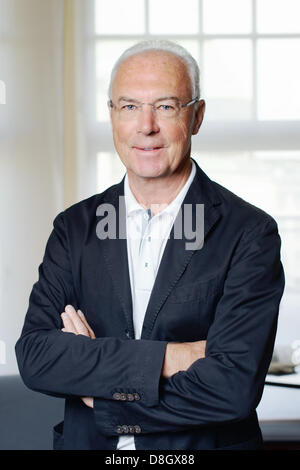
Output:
top-left (15, 40), bottom-right (284, 450)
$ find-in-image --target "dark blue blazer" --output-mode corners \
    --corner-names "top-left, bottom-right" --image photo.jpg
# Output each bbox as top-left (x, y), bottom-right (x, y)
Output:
top-left (15, 160), bottom-right (284, 450)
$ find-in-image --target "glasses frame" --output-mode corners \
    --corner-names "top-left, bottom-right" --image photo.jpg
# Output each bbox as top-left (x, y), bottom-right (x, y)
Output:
top-left (108, 97), bottom-right (200, 119)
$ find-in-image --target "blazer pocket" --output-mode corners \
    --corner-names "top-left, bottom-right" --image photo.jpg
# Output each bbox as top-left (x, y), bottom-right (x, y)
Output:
top-left (53, 421), bottom-right (64, 450)
top-left (168, 277), bottom-right (222, 303)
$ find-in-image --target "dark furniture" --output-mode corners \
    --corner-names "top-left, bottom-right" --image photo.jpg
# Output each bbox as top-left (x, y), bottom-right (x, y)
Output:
top-left (0, 374), bottom-right (64, 450)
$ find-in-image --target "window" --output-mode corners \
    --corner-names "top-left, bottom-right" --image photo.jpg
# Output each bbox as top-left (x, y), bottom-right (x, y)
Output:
top-left (80, 0), bottom-right (300, 344)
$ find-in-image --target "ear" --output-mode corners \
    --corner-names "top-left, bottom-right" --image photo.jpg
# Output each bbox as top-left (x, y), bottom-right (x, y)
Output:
top-left (192, 100), bottom-right (205, 135)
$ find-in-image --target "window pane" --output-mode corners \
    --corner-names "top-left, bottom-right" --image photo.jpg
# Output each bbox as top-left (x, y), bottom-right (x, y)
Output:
top-left (203, 0), bottom-right (252, 34)
top-left (194, 152), bottom-right (300, 295)
top-left (203, 40), bottom-right (253, 120)
top-left (149, 0), bottom-right (199, 34)
top-left (257, 0), bottom-right (300, 34)
top-left (257, 39), bottom-right (300, 120)
top-left (95, 0), bottom-right (145, 35)
top-left (96, 40), bottom-right (137, 121)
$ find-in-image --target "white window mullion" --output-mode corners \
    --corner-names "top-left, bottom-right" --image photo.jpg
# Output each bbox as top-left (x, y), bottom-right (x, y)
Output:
top-left (145, 0), bottom-right (149, 36)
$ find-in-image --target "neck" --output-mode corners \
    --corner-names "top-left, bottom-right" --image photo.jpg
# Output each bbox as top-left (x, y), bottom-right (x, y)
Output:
top-left (127, 158), bottom-right (192, 215)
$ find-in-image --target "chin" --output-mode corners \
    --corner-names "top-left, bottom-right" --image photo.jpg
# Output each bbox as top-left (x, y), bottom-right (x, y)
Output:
top-left (129, 159), bottom-right (167, 179)
top-left (132, 167), bottom-right (164, 179)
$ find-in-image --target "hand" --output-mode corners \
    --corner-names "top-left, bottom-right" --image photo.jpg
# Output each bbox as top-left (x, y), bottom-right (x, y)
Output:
top-left (61, 305), bottom-right (95, 408)
top-left (161, 340), bottom-right (206, 378)
top-left (61, 304), bottom-right (96, 339)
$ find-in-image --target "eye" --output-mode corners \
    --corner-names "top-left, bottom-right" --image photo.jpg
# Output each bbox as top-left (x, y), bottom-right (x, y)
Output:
top-left (122, 104), bottom-right (137, 111)
top-left (158, 104), bottom-right (174, 111)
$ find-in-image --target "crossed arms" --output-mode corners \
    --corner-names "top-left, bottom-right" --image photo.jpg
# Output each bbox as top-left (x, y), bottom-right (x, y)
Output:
top-left (60, 304), bottom-right (206, 408)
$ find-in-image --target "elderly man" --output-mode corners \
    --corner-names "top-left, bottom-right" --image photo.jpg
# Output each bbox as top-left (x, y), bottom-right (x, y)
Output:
top-left (16, 40), bottom-right (284, 451)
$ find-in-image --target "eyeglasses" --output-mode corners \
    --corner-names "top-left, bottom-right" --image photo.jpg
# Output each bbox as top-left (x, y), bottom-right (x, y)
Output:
top-left (108, 97), bottom-right (199, 120)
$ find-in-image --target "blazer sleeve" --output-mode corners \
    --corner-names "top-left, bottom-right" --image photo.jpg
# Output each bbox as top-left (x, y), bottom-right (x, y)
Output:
top-left (93, 218), bottom-right (285, 436)
top-left (15, 212), bottom-right (167, 406)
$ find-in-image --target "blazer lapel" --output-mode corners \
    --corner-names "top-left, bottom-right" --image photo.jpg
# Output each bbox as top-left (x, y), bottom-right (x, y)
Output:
top-left (141, 162), bottom-right (222, 340)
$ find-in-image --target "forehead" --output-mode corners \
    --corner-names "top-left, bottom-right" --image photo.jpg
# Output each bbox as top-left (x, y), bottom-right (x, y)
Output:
top-left (112, 51), bottom-right (192, 100)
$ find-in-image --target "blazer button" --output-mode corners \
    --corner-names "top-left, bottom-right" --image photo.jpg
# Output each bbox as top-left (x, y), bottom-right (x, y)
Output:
top-left (128, 425), bottom-right (135, 434)
top-left (120, 393), bottom-right (127, 401)
top-left (127, 393), bottom-right (135, 401)
top-left (113, 392), bottom-right (121, 400)
top-left (115, 425), bottom-right (123, 434)
top-left (122, 425), bottom-right (129, 434)
top-left (133, 393), bottom-right (141, 401)
top-left (134, 425), bottom-right (142, 434)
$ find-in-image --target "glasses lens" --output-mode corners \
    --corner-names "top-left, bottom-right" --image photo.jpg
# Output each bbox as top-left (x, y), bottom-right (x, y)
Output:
top-left (155, 99), bottom-right (180, 118)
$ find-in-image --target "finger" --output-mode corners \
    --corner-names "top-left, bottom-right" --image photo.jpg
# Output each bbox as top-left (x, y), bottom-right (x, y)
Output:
top-left (78, 310), bottom-right (96, 339)
top-left (65, 305), bottom-right (89, 336)
top-left (81, 397), bottom-right (94, 408)
top-left (61, 312), bottom-right (77, 334)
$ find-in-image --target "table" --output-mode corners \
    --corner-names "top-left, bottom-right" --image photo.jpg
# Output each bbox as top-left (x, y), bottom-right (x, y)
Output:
top-left (265, 371), bottom-right (300, 389)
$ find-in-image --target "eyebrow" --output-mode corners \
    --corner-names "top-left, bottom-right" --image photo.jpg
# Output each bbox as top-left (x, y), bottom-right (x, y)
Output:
top-left (118, 95), bottom-right (179, 103)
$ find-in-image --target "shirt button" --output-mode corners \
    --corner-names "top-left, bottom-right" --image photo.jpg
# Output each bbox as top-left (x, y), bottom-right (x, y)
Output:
top-left (113, 392), bottom-right (121, 401)
top-left (134, 425), bottom-right (142, 434)
top-left (115, 425), bottom-right (123, 434)
top-left (133, 392), bottom-right (141, 401)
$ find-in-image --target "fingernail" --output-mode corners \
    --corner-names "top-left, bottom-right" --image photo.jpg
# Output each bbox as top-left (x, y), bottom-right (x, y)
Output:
top-left (78, 310), bottom-right (84, 317)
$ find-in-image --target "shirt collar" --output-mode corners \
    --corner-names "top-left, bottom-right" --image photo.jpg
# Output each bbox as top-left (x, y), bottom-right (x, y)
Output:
top-left (124, 160), bottom-right (196, 218)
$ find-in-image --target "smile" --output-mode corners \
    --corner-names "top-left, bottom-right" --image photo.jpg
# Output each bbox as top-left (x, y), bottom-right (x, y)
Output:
top-left (133, 147), bottom-right (163, 151)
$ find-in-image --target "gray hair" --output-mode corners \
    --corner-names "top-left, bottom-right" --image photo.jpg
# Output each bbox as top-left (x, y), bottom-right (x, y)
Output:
top-left (108, 39), bottom-right (200, 99)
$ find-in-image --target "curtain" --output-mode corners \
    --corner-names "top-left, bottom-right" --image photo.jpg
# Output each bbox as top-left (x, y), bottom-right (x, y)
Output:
top-left (0, 0), bottom-right (64, 375)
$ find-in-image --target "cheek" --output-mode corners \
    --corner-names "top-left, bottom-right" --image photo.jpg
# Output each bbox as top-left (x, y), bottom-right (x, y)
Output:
top-left (165, 121), bottom-right (190, 149)
top-left (112, 124), bottom-right (132, 152)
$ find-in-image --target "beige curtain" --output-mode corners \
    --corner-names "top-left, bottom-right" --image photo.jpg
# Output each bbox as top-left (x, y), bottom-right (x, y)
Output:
top-left (0, 0), bottom-right (64, 375)
top-left (0, 0), bottom-right (86, 376)
top-left (63, 0), bottom-right (79, 209)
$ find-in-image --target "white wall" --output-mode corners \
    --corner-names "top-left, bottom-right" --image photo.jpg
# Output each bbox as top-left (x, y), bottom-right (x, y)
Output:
top-left (0, 0), bottom-right (64, 375)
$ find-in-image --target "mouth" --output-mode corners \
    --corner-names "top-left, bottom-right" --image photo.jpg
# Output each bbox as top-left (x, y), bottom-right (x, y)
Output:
top-left (133, 146), bottom-right (164, 152)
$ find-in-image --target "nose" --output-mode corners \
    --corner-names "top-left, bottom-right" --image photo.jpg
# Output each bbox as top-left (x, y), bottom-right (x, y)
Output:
top-left (137, 104), bottom-right (160, 135)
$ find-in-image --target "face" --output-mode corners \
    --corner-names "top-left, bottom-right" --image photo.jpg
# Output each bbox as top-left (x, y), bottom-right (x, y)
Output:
top-left (110, 51), bottom-right (205, 182)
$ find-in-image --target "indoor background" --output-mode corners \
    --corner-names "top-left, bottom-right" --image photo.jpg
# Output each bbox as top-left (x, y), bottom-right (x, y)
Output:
top-left (0, 0), bottom-right (300, 448)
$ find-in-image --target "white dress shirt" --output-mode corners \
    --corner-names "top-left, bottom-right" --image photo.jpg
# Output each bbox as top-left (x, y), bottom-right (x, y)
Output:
top-left (117, 160), bottom-right (196, 450)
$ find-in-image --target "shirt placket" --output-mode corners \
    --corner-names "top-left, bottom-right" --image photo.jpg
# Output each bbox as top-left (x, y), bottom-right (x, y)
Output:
top-left (136, 210), bottom-right (155, 290)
